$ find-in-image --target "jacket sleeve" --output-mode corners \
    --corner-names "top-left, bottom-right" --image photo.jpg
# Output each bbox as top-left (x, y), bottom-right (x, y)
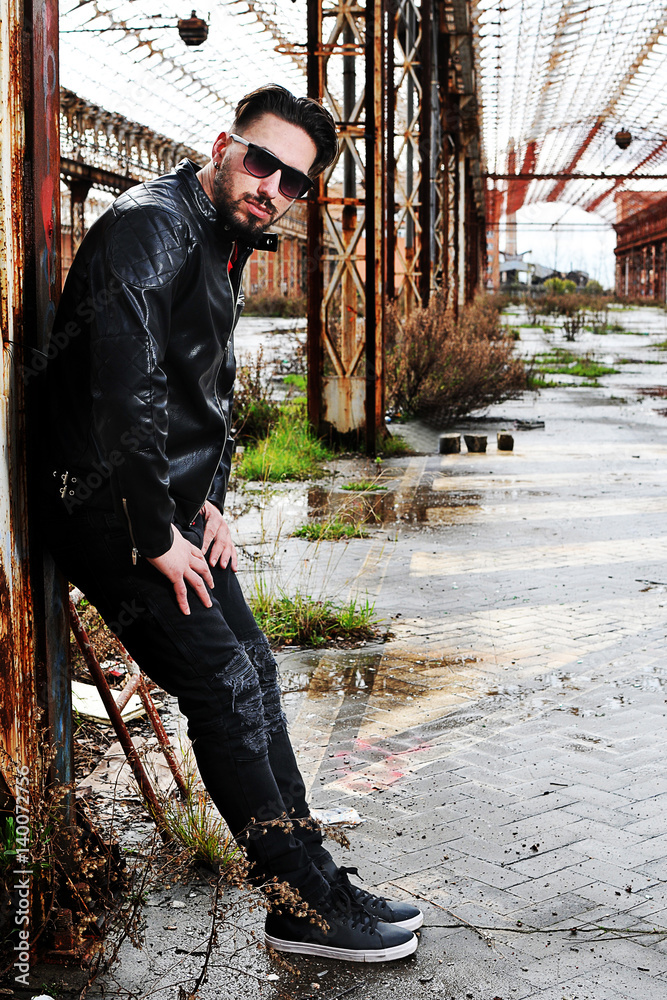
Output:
top-left (87, 205), bottom-right (190, 558)
top-left (207, 333), bottom-right (237, 514)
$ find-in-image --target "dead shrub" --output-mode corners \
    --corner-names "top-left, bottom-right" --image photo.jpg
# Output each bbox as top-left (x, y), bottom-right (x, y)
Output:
top-left (385, 293), bottom-right (528, 426)
top-left (233, 347), bottom-right (280, 442)
top-left (242, 292), bottom-right (306, 317)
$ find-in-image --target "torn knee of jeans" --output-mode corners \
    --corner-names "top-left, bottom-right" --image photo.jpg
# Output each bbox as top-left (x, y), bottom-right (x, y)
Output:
top-left (242, 635), bottom-right (287, 736)
top-left (211, 648), bottom-right (267, 755)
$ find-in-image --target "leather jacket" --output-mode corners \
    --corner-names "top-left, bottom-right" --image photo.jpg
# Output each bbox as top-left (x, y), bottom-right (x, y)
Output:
top-left (42, 159), bottom-right (276, 559)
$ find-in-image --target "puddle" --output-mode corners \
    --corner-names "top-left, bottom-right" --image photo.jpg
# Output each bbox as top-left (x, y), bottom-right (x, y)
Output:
top-left (308, 485), bottom-right (482, 525)
top-left (280, 647), bottom-right (484, 709)
top-left (280, 649), bottom-right (383, 696)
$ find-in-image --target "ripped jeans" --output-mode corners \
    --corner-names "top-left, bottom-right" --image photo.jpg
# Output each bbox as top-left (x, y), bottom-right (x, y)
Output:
top-left (43, 504), bottom-right (333, 906)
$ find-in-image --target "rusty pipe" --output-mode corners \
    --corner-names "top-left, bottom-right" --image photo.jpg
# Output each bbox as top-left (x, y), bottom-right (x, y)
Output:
top-left (116, 646), bottom-right (189, 799)
top-left (68, 598), bottom-right (171, 841)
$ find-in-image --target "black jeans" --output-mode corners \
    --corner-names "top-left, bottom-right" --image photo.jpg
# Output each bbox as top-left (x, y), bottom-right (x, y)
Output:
top-left (44, 501), bottom-right (332, 905)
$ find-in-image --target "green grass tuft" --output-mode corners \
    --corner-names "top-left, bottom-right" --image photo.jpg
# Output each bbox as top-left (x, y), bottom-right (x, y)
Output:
top-left (250, 586), bottom-right (379, 647)
top-left (378, 434), bottom-right (413, 457)
top-left (341, 480), bottom-right (387, 492)
top-left (293, 519), bottom-right (368, 541)
top-left (532, 349), bottom-right (617, 379)
top-left (237, 402), bottom-right (331, 481)
top-left (283, 373), bottom-right (307, 393)
top-left (165, 791), bottom-right (241, 868)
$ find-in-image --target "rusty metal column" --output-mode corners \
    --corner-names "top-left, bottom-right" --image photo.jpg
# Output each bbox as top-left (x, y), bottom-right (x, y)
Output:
top-left (444, 90), bottom-right (459, 315)
top-left (365, 0), bottom-right (385, 454)
top-left (417, 0), bottom-right (433, 306)
top-left (340, 18), bottom-right (359, 411)
top-left (457, 145), bottom-right (466, 311)
top-left (386, 0), bottom-right (397, 301)
top-left (1, 0), bottom-right (67, 952)
top-left (306, 0), bottom-right (324, 432)
top-left (67, 178), bottom-right (92, 255)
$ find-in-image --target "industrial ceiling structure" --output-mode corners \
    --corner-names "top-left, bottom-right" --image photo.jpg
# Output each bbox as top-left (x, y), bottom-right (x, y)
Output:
top-left (59, 0), bottom-right (667, 223)
top-left (473, 0), bottom-right (667, 224)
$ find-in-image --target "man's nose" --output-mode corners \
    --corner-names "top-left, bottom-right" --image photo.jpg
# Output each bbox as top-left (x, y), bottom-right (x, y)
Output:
top-left (257, 169), bottom-right (281, 199)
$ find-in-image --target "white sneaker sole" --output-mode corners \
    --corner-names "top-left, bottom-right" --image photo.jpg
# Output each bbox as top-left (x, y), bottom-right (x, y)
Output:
top-left (265, 930), bottom-right (418, 963)
top-left (393, 912), bottom-right (424, 932)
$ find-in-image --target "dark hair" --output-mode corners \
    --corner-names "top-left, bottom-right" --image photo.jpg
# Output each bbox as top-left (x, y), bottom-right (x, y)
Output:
top-left (232, 84), bottom-right (338, 178)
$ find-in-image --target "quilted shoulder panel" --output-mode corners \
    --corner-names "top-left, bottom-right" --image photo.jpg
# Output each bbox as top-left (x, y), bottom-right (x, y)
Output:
top-left (109, 203), bottom-right (191, 289)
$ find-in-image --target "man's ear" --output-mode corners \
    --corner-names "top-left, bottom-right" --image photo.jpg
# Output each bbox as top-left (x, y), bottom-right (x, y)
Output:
top-left (211, 132), bottom-right (230, 166)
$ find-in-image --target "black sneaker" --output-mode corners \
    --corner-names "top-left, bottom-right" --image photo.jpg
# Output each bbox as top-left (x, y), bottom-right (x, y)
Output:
top-left (264, 887), bottom-right (418, 963)
top-left (320, 861), bottom-right (424, 932)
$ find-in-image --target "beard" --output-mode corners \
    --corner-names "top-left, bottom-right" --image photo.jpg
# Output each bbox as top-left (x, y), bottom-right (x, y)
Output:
top-left (211, 158), bottom-right (284, 242)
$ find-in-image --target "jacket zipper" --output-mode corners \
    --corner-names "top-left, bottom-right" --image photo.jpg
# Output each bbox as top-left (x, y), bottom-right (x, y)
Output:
top-left (122, 498), bottom-right (140, 565)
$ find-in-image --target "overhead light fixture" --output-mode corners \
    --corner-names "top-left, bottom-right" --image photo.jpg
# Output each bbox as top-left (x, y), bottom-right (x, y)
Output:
top-left (615, 129), bottom-right (632, 150)
top-left (178, 10), bottom-right (209, 46)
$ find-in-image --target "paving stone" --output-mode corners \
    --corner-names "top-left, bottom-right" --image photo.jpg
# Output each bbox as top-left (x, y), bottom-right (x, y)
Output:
top-left (259, 364), bottom-right (667, 999)
top-left (508, 847), bottom-right (591, 879)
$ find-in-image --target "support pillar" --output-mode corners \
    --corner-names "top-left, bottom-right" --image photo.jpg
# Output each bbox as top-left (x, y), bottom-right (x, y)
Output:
top-left (67, 177), bottom-right (92, 255)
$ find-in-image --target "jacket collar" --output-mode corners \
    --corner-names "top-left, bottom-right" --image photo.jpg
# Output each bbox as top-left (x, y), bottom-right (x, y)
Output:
top-left (176, 158), bottom-right (277, 252)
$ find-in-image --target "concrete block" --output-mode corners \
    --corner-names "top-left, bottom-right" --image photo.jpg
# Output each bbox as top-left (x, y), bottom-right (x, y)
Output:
top-left (498, 431), bottom-right (514, 450)
top-left (464, 433), bottom-right (487, 453)
top-left (439, 432), bottom-right (461, 454)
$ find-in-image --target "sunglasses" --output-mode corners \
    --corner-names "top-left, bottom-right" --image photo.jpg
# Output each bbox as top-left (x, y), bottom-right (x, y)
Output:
top-left (229, 134), bottom-right (313, 200)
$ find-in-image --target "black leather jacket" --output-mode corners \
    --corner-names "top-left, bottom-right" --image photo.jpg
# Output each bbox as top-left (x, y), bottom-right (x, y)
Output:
top-left (42, 159), bottom-right (275, 559)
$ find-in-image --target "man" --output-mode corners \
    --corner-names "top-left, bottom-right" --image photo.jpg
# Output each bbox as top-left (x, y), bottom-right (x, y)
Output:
top-left (40, 85), bottom-right (422, 962)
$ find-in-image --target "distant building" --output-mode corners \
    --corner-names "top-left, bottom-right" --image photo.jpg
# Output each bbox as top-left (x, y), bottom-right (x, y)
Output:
top-left (613, 192), bottom-right (667, 300)
top-left (499, 252), bottom-right (557, 287)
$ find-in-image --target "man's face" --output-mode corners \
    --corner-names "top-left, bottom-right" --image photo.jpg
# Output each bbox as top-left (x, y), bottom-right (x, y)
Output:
top-left (211, 113), bottom-right (317, 241)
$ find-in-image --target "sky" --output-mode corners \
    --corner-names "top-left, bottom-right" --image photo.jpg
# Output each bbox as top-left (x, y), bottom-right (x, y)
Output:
top-left (504, 204), bottom-right (618, 288)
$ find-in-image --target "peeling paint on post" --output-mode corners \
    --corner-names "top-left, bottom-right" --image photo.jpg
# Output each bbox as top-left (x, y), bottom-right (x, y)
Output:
top-left (0, 0), bottom-right (40, 800)
top-left (0, 0), bottom-right (65, 952)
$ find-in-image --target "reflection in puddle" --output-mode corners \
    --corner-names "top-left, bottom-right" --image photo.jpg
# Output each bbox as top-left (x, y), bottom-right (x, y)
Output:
top-left (308, 485), bottom-right (482, 525)
top-left (281, 648), bottom-right (480, 708)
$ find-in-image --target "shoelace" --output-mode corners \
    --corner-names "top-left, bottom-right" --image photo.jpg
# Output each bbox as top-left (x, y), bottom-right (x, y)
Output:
top-left (327, 881), bottom-right (380, 934)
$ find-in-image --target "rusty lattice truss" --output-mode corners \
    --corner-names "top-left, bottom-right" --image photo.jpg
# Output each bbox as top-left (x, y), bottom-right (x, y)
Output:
top-left (302, 0), bottom-right (485, 447)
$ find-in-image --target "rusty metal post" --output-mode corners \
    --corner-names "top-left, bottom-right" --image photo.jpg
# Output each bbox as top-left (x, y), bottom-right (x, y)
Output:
top-left (386, 0), bottom-right (397, 301)
top-left (365, 0), bottom-right (385, 455)
top-left (417, 0), bottom-right (433, 306)
top-left (457, 144), bottom-right (466, 312)
top-left (341, 19), bottom-right (358, 372)
top-left (67, 178), bottom-right (92, 255)
top-left (25, 0), bottom-right (75, 835)
top-left (306, 0), bottom-right (324, 433)
top-left (1, 0), bottom-right (70, 955)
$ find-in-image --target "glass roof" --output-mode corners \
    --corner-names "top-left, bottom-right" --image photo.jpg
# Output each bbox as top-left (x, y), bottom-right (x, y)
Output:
top-left (60, 0), bottom-right (667, 224)
top-left (473, 0), bottom-right (667, 221)
top-left (59, 1), bottom-right (311, 155)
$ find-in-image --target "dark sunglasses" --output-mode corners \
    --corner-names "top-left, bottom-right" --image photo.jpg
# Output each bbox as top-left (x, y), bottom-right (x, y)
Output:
top-left (229, 133), bottom-right (313, 200)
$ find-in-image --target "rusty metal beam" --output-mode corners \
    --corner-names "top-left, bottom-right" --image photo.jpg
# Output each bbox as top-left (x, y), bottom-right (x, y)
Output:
top-left (505, 140), bottom-right (538, 216)
top-left (486, 172), bottom-right (667, 181)
top-left (546, 122), bottom-right (601, 203)
top-left (60, 157), bottom-right (138, 194)
top-left (583, 138), bottom-right (667, 214)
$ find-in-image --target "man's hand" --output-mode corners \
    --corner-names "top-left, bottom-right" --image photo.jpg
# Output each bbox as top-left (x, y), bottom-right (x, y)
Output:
top-left (201, 501), bottom-right (238, 571)
top-left (147, 524), bottom-right (214, 615)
